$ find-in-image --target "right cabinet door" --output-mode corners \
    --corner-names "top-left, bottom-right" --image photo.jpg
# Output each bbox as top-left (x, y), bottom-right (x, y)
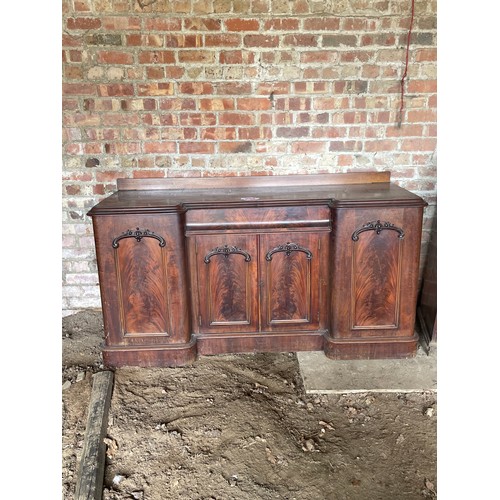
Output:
top-left (331, 206), bottom-right (424, 340)
top-left (260, 232), bottom-right (328, 332)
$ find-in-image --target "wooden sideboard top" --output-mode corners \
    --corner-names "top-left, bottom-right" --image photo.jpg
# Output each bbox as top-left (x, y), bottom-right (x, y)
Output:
top-left (88, 172), bottom-right (427, 215)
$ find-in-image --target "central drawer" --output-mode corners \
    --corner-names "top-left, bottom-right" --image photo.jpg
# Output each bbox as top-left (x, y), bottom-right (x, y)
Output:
top-left (185, 205), bottom-right (331, 234)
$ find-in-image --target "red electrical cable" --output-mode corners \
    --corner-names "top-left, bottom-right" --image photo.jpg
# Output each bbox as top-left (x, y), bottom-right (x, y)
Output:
top-left (399, 0), bottom-right (415, 127)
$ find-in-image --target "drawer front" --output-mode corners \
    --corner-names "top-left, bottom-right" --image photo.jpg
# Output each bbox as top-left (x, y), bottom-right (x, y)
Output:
top-left (185, 206), bottom-right (331, 233)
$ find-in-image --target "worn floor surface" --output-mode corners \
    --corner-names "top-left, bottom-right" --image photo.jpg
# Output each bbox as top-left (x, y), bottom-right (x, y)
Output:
top-left (62, 310), bottom-right (437, 500)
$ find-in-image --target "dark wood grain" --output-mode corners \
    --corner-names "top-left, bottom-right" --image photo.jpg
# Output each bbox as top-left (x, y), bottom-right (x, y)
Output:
top-left (325, 205), bottom-right (424, 359)
top-left (91, 213), bottom-right (192, 353)
top-left (351, 229), bottom-right (401, 329)
top-left (88, 171), bottom-right (427, 365)
top-left (117, 171), bottom-right (391, 191)
top-left (194, 234), bottom-right (259, 333)
top-left (115, 236), bottom-right (170, 335)
top-left (185, 206), bottom-right (331, 233)
top-left (260, 233), bottom-right (323, 331)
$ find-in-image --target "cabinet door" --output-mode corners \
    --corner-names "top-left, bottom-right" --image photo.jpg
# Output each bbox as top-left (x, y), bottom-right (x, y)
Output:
top-left (92, 214), bottom-right (191, 347)
top-left (193, 234), bottom-right (259, 333)
top-left (331, 207), bottom-right (423, 339)
top-left (260, 233), bottom-right (326, 332)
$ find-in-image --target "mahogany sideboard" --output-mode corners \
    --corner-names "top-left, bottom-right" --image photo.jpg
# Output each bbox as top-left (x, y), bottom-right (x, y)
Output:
top-left (87, 171), bottom-right (427, 367)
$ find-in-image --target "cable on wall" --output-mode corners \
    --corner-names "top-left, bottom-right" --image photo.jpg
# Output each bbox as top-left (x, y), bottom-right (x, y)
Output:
top-left (398, 0), bottom-right (416, 128)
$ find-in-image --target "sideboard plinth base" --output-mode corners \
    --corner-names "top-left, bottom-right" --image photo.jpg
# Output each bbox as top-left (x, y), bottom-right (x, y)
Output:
top-left (103, 340), bottom-right (197, 367)
top-left (196, 331), bottom-right (325, 356)
top-left (323, 333), bottom-right (419, 360)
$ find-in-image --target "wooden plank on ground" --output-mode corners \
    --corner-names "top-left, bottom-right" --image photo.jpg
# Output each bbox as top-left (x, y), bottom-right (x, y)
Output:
top-left (75, 371), bottom-right (114, 500)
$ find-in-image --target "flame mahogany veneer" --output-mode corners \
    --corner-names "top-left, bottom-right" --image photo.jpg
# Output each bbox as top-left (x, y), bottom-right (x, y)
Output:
top-left (88, 172), bottom-right (427, 367)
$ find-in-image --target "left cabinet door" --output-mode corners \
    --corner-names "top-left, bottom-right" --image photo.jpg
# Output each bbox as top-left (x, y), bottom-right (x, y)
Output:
top-left (92, 214), bottom-right (191, 347)
top-left (190, 234), bottom-right (259, 333)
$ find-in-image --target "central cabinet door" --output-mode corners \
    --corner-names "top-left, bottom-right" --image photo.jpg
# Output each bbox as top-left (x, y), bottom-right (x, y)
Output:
top-left (259, 233), bottom-right (322, 332)
top-left (194, 234), bottom-right (259, 333)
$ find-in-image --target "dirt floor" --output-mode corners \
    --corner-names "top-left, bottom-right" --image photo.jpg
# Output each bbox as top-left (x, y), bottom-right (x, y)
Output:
top-left (62, 310), bottom-right (437, 500)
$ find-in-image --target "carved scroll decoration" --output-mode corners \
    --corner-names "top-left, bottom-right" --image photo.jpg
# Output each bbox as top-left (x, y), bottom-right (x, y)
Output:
top-left (112, 227), bottom-right (166, 248)
top-left (204, 245), bottom-right (252, 264)
top-left (351, 220), bottom-right (405, 242)
top-left (265, 242), bottom-right (313, 261)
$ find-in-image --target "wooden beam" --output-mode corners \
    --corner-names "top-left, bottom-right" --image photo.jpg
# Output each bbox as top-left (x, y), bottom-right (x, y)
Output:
top-left (75, 371), bottom-right (114, 500)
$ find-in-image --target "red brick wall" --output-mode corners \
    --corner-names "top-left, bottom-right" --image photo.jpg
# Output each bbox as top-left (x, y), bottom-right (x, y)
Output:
top-left (62, 0), bottom-right (437, 311)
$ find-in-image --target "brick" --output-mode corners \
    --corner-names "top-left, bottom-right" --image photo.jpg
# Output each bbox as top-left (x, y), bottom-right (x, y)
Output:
top-left (364, 140), bottom-right (398, 151)
top-left (179, 82), bottom-right (214, 94)
top-left (93, 84), bottom-right (130, 98)
top-left (133, 170), bottom-right (167, 179)
top-left (87, 34), bottom-right (122, 46)
top-left (137, 83), bottom-right (174, 96)
top-left (257, 82), bottom-right (290, 95)
top-left (407, 109), bottom-right (437, 122)
top-left (314, 97), bottom-right (344, 110)
top-left (251, 0), bottom-right (271, 13)
top-left (185, 18), bottom-right (222, 31)
top-left (107, 142), bottom-right (142, 154)
top-left (416, 17), bottom-right (437, 30)
top-left (63, 83), bottom-right (96, 95)
top-left (401, 138), bottom-right (437, 151)
top-left (219, 112), bottom-right (255, 126)
top-left (64, 66), bottom-right (84, 79)
top-left (407, 32), bottom-right (435, 46)
top-left (144, 142), bottom-right (176, 153)
top-left (97, 51), bottom-right (134, 64)
top-left (292, 141), bottom-right (325, 153)
top-left (145, 18), bottom-right (182, 31)
top-left (341, 18), bottom-right (377, 30)
top-left (68, 50), bottom-right (83, 63)
top-left (339, 51), bottom-right (373, 63)
top-left (219, 141), bottom-right (253, 153)
top-left (220, 50), bottom-right (255, 64)
top-left (300, 51), bottom-right (336, 64)
top-left (361, 34), bottom-right (396, 46)
top-left (200, 98), bottom-right (235, 111)
top-left (276, 127), bottom-right (309, 138)
top-left (67, 17), bottom-right (101, 30)
top-left (238, 127), bottom-right (272, 140)
top-left (178, 50), bottom-right (216, 63)
top-left (264, 18), bottom-right (299, 30)
top-left (159, 98), bottom-right (195, 110)
top-left (329, 140), bottom-right (361, 152)
top-left (294, 82), bottom-right (327, 94)
top-left (146, 66), bottom-right (165, 79)
top-left (312, 127), bottom-right (346, 139)
top-left (334, 81), bottom-right (368, 94)
top-left (138, 51), bottom-right (175, 64)
top-left (83, 142), bottom-right (103, 154)
top-left (225, 18), bottom-right (259, 31)
top-left (283, 34), bottom-right (318, 46)
top-left (179, 113), bottom-right (217, 126)
top-left (179, 142), bottom-right (215, 154)
top-left (323, 35), bottom-right (358, 47)
top-left (303, 18), bottom-right (340, 30)
top-left (201, 128), bottom-right (237, 140)
top-left (101, 16), bottom-right (141, 30)
top-left (205, 34), bottom-right (241, 46)
top-left (216, 82), bottom-right (252, 95)
top-left (102, 113), bottom-right (141, 126)
top-left (244, 35), bottom-right (279, 47)
top-left (237, 98), bottom-right (272, 110)
top-left (142, 35), bottom-right (164, 47)
top-left (407, 80), bottom-right (437, 93)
